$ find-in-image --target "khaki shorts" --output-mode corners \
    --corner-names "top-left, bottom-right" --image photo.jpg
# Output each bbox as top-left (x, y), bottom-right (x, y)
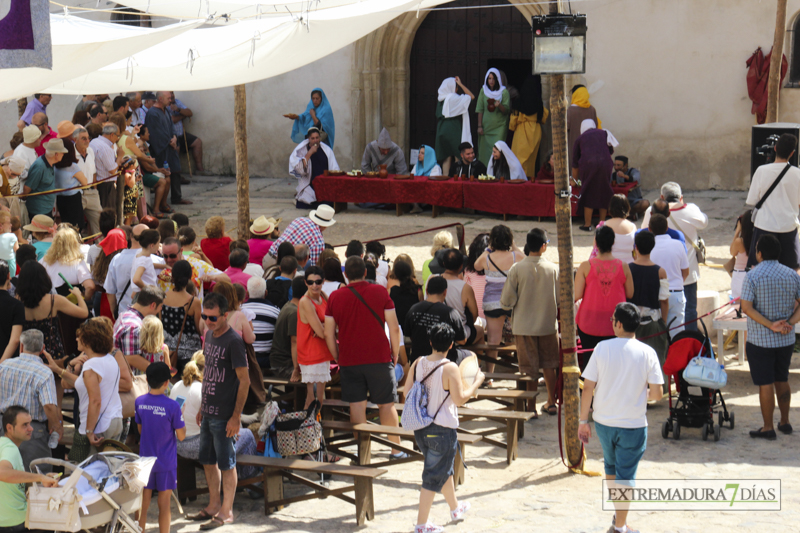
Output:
top-left (515, 334), bottom-right (560, 379)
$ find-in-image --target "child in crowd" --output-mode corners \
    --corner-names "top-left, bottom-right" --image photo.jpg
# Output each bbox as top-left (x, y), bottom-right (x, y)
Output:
top-left (140, 315), bottom-right (174, 378)
top-left (405, 323), bottom-right (484, 533)
top-left (0, 212), bottom-right (19, 276)
top-left (136, 362), bottom-right (186, 533)
top-left (131, 229), bottom-right (165, 300)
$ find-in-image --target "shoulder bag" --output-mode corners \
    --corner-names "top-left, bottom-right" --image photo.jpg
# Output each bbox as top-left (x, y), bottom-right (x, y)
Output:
top-left (114, 280), bottom-right (132, 319)
top-left (118, 350), bottom-right (150, 419)
top-left (669, 213), bottom-right (706, 265)
top-left (168, 296), bottom-right (193, 366)
top-left (750, 162), bottom-right (792, 223)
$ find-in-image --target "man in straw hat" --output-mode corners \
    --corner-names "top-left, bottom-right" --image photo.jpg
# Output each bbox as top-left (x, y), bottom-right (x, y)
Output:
top-left (0, 157), bottom-right (26, 213)
top-left (24, 139), bottom-right (67, 219)
top-left (361, 127), bottom-right (408, 175)
top-left (266, 206), bottom-right (335, 268)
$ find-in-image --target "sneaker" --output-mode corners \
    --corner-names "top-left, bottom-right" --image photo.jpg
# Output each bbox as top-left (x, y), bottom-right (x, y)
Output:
top-left (578, 225), bottom-right (594, 232)
top-left (450, 501), bottom-right (471, 523)
top-left (390, 451), bottom-right (410, 460)
top-left (415, 522), bottom-right (444, 533)
top-left (778, 423), bottom-right (793, 435)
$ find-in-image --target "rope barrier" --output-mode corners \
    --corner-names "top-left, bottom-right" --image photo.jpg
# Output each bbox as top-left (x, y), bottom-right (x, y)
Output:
top-left (2, 171), bottom-right (122, 200)
top-left (329, 222), bottom-right (465, 251)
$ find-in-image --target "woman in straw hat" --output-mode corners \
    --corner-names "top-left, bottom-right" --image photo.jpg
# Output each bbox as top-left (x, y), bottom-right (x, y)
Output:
top-left (247, 216), bottom-right (277, 267)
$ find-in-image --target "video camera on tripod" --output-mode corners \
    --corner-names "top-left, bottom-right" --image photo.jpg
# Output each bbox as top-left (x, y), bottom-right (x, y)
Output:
top-left (756, 134), bottom-right (781, 164)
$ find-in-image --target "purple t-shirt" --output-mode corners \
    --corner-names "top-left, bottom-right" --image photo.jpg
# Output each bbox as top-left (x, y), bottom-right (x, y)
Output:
top-left (135, 393), bottom-right (185, 472)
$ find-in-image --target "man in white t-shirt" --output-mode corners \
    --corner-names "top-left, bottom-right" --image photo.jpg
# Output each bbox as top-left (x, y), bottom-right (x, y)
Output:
top-left (579, 302), bottom-right (664, 533)
top-left (745, 133), bottom-right (800, 272)
top-left (648, 214), bottom-right (689, 338)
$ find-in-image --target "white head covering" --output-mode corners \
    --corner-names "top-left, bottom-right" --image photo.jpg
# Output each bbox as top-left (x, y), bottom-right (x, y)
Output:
top-left (579, 118), bottom-right (619, 147)
top-left (482, 68), bottom-right (506, 101)
top-left (487, 140), bottom-right (526, 181)
top-left (437, 77), bottom-right (472, 144)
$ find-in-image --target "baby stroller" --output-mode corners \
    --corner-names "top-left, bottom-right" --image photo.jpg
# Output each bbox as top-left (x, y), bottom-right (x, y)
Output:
top-left (661, 323), bottom-right (734, 442)
top-left (26, 452), bottom-right (151, 533)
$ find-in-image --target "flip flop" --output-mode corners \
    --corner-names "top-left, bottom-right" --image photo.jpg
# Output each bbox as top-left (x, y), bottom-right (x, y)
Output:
top-left (187, 510), bottom-right (214, 521)
top-left (152, 212), bottom-right (169, 219)
top-left (200, 517), bottom-right (232, 530)
top-left (161, 206), bottom-right (175, 213)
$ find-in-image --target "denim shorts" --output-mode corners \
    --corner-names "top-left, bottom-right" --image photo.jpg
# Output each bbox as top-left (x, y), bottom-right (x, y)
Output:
top-left (198, 417), bottom-right (237, 471)
top-left (594, 422), bottom-right (647, 481)
top-left (414, 423), bottom-right (458, 492)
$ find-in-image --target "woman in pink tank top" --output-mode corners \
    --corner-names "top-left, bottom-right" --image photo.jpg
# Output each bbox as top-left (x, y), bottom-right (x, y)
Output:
top-left (575, 226), bottom-right (633, 369)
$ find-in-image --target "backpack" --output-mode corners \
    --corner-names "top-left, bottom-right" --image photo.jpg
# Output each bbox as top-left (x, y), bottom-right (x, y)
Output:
top-left (401, 361), bottom-right (451, 431)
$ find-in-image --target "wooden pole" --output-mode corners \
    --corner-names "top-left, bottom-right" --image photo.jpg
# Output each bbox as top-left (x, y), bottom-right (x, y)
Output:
top-left (234, 84), bottom-right (251, 240)
top-left (549, 73), bottom-right (582, 469)
top-left (766, 0), bottom-right (788, 123)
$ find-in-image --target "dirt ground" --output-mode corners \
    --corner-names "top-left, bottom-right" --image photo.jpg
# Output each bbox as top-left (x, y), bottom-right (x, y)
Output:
top-left (138, 177), bottom-right (799, 532)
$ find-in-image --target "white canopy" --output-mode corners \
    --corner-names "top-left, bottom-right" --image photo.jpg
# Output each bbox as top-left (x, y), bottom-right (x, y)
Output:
top-left (44, 0), bottom-right (443, 95)
top-left (115, 0), bottom-right (372, 19)
top-left (0, 15), bottom-right (203, 102)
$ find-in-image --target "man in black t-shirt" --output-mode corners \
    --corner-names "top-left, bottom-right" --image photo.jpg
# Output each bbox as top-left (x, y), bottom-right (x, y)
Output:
top-left (0, 261), bottom-right (24, 361)
top-left (192, 292), bottom-right (249, 528)
top-left (404, 276), bottom-right (466, 363)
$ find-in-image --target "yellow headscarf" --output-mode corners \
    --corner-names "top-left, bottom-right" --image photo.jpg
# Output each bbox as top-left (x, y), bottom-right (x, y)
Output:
top-left (571, 87), bottom-right (602, 128)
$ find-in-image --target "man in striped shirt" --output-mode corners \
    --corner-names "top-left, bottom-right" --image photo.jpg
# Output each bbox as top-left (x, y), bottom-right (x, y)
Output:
top-left (242, 278), bottom-right (280, 368)
top-left (0, 329), bottom-right (61, 471)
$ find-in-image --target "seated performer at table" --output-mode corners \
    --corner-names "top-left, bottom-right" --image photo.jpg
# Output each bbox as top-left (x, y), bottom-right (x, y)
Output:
top-left (286, 88), bottom-right (336, 149)
top-left (361, 127), bottom-right (408, 175)
top-left (487, 140), bottom-right (526, 181)
top-left (573, 119), bottom-right (615, 231)
top-left (449, 142), bottom-right (487, 179)
top-left (435, 76), bottom-right (475, 176)
top-left (613, 155), bottom-right (649, 217)
top-left (410, 145), bottom-right (441, 176)
top-left (290, 127), bottom-right (339, 209)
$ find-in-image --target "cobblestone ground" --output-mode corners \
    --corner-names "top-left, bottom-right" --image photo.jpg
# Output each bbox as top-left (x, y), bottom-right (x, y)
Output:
top-left (140, 177), bottom-right (798, 532)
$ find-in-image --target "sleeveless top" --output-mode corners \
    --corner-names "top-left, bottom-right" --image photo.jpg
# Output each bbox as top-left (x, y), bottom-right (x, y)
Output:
top-left (444, 278), bottom-right (468, 328)
top-left (628, 263), bottom-right (661, 310)
top-left (162, 297), bottom-right (202, 362)
top-left (482, 251), bottom-right (517, 312)
top-left (297, 296), bottom-right (333, 366)
top-left (576, 258), bottom-right (627, 336)
top-left (733, 251), bottom-right (747, 272)
top-left (416, 357), bottom-right (458, 429)
top-left (22, 295), bottom-right (66, 360)
top-left (611, 231), bottom-right (636, 263)
top-left (464, 271), bottom-right (486, 319)
top-left (118, 135), bottom-right (136, 158)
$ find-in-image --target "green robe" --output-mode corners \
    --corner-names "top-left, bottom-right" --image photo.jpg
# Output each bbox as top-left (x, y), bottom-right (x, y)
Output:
top-left (475, 88), bottom-right (510, 166)
top-left (435, 101), bottom-right (464, 165)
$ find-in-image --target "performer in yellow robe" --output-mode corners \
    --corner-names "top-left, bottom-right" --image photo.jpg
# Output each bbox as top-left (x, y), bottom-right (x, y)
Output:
top-left (509, 75), bottom-right (549, 179)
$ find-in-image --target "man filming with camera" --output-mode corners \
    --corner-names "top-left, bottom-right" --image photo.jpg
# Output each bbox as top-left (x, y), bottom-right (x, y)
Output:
top-left (746, 133), bottom-right (800, 271)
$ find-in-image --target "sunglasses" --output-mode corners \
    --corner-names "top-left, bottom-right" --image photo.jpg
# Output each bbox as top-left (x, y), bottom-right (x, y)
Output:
top-left (201, 314), bottom-right (220, 322)
top-left (164, 253), bottom-right (179, 259)
top-left (305, 279), bottom-right (324, 286)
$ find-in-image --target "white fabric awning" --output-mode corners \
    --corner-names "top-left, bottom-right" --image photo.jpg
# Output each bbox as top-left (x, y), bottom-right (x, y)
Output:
top-left (0, 15), bottom-right (203, 102)
top-left (114, 0), bottom-right (369, 19)
top-left (43, 0), bottom-right (445, 95)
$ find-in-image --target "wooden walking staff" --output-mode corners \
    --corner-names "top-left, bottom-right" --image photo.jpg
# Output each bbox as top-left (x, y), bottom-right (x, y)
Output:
top-left (234, 84), bottom-right (251, 240)
top-left (766, 0), bottom-right (787, 123)
top-left (549, 72), bottom-right (583, 471)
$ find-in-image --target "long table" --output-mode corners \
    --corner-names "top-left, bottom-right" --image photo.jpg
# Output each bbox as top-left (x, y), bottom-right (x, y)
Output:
top-left (314, 173), bottom-right (639, 219)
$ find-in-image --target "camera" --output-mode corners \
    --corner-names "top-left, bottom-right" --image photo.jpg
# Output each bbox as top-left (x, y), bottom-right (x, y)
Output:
top-left (756, 134), bottom-right (781, 164)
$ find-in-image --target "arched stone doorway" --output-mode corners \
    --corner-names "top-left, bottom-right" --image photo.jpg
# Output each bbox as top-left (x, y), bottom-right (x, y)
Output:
top-left (349, 0), bottom-right (545, 166)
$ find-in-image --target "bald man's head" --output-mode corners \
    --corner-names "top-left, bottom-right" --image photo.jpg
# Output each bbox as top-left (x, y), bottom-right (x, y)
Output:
top-left (32, 112), bottom-right (48, 125)
top-left (132, 223), bottom-right (148, 248)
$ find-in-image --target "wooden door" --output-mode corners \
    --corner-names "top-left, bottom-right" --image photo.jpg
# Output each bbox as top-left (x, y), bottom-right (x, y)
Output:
top-left (409, 0), bottom-right (533, 152)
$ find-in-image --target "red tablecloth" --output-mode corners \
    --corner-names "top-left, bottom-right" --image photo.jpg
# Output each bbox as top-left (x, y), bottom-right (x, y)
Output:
top-left (314, 174), bottom-right (464, 208)
top-left (462, 180), bottom-right (638, 217)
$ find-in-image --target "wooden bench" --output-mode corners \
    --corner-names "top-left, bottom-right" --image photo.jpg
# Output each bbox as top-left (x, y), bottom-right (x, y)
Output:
top-left (321, 420), bottom-right (481, 487)
top-left (177, 455), bottom-right (385, 526)
top-left (471, 389), bottom-right (538, 413)
top-left (237, 455), bottom-right (385, 526)
top-left (457, 408), bottom-right (535, 464)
